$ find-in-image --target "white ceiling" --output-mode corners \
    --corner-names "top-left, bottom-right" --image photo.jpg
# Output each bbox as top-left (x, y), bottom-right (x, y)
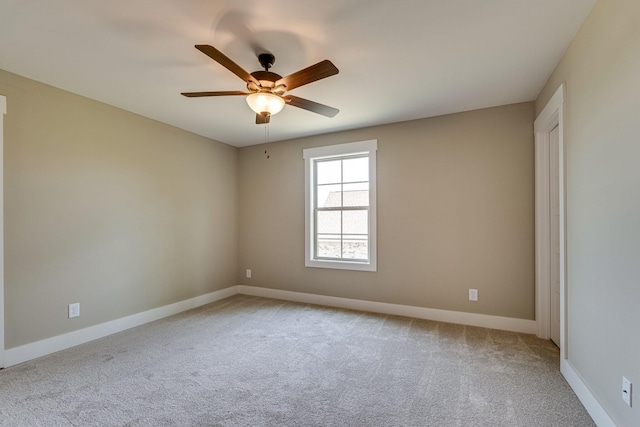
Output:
top-left (0, 0), bottom-right (595, 147)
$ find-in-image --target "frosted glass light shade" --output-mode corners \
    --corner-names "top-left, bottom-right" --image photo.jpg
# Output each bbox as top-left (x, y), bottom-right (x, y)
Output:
top-left (246, 92), bottom-right (285, 116)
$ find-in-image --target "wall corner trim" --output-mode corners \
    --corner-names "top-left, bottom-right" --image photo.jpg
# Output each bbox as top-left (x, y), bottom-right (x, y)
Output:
top-left (0, 95), bottom-right (6, 369)
top-left (3, 286), bottom-right (238, 368)
top-left (561, 359), bottom-right (616, 427)
top-left (237, 285), bottom-right (536, 334)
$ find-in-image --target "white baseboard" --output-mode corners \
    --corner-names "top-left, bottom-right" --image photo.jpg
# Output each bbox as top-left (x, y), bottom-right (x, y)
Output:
top-left (237, 285), bottom-right (537, 334)
top-left (2, 284), bottom-right (535, 368)
top-left (561, 359), bottom-right (616, 427)
top-left (4, 286), bottom-right (238, 368)
top-left (4, 283), bottom-right (613, 427)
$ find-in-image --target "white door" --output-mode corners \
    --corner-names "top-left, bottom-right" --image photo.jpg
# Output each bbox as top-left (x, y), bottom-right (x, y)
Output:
top-left (549, 125), bottom-right (561, 347)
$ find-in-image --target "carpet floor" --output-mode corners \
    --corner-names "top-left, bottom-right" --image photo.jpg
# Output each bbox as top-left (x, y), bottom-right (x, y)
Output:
top-left (0, 295), bottom-right (594, 426)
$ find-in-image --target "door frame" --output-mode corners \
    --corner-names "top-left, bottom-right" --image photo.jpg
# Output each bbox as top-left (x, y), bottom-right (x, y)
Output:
top-left (534, 83), bottom-right (568, 359)
top-left (0, 95), bottom-right (5, 368)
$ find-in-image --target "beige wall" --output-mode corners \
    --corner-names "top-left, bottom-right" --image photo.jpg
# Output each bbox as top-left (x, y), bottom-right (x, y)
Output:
top-left (536, 1), bottom-right (640, 425)
top-left (238, 102), bottom-right (535, 320)
top-left (1, 69), bottom-right (238, 348)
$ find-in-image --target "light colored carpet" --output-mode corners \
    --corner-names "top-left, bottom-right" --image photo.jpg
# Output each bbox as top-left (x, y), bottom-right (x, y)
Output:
top-left (0, 295), bottom-right (594, 426)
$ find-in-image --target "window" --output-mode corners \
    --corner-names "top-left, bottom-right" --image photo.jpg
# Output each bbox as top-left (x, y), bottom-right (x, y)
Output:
top-left (303, 140), bottom-right (377, 271)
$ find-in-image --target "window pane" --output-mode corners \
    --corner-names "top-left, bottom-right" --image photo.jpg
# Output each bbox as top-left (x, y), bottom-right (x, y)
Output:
top-left (317, 211), bottom-right (341, 234)
top-left (317, 159), bottom-right (341, 185)
top-left (317, 234), bottom-right (341, 258)
top-left (342, 235), bottom-right (368, 260)
top-left (343, 157), bottom-right (368, 183)
top-left (343, 210), bottom-right (368, 235)
top-left (317, 184), bottom-right (342, 208)
top-left (343, 182), bottom-right (368, 207)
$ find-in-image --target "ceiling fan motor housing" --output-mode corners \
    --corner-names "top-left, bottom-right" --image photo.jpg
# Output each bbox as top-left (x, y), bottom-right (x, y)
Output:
top-left (248, 70), bottom-right (286, 95)
top-left (250, 71), bottom-right (282, 86)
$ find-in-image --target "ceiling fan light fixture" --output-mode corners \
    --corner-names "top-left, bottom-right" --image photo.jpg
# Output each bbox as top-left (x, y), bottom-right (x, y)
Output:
top-left (246, 92), bottom-right (285, 116)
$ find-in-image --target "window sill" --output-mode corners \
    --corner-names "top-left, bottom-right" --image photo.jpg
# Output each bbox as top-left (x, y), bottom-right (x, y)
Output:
top-left (305, 259), bottom-right (377, 272)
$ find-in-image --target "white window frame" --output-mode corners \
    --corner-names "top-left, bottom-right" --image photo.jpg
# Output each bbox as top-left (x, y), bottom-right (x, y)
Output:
top-left (303, 139), bottom-right (377, 272)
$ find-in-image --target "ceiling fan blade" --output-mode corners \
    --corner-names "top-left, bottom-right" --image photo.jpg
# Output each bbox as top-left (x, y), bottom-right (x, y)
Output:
top-left (275, 60), bottom-right (339, 91)
top-left (255, 113), bottom-right (271, 124)
top-left (195, 45), bottom-right (258, 84)
top-left (181, 91), bottom-right (249, 98)
top-left (283, 95), bottom-right (339, 117)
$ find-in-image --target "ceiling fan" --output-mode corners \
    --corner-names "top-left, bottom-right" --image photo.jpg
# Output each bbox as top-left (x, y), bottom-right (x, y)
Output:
top-left (181, 45), bottom-right (340, 124)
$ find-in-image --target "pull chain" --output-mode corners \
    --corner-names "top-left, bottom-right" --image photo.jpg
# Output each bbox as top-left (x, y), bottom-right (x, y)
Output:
top-left (264, 118), bottom-right (270, 159)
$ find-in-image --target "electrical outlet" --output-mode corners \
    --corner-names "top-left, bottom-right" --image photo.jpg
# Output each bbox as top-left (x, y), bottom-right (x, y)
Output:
top-left (246, 269), bottom-right (252, 279)
top-left (469, 289), bottom-right (478, 302)
top-left (622, 376), bottom-right (632, 407)
top-left (68, 302), bottom-right (80, 318)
